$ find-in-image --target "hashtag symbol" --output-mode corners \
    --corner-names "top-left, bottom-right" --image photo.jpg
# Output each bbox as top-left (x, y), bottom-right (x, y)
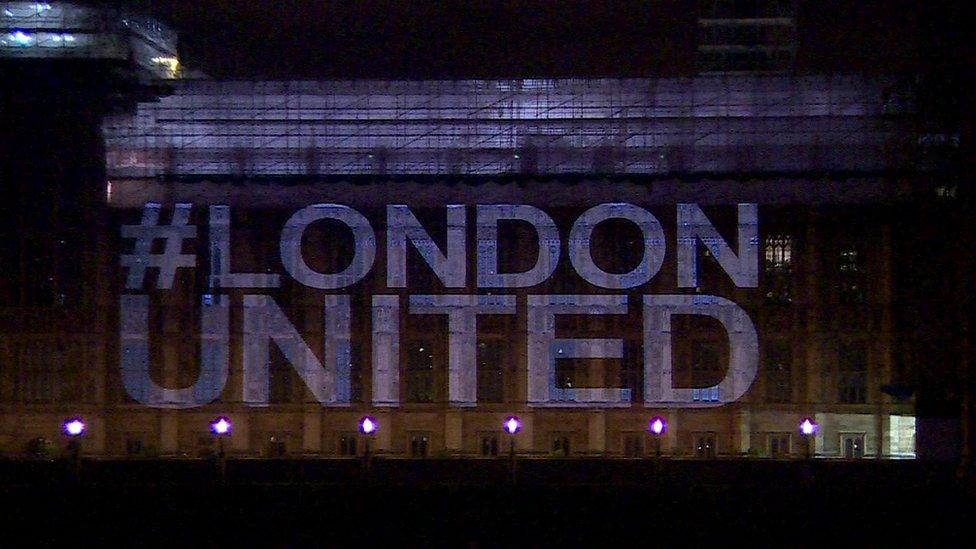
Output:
top-left (120, 203), bottom-right (197, 290)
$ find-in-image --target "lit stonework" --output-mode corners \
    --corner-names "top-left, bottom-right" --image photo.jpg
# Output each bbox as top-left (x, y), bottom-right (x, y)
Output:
top-left (0, 75), bottom-right (915, 460)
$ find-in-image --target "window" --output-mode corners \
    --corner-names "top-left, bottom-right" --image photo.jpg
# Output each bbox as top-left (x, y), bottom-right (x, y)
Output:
top-left (338, 433), bottom-right (358, 456)
top-left (622, 432), bottom-right (644, 458)
top-left (696, 1), bottom-right (796, 72)
top-left (693, 432), bottom-right (717, 458)
top-left (268, 352), bottom-right (293, 404)
top-left (349, 341), bottom-right (364, 403)
top-left (697, 240), bottom-right (724, 289)
top-left (409, 432), bottom-right (430, 457)
top-left (619, 340), bottom-right (643, 403)
top-left (838, 342), bottom-right (867, 404)
top-left (496, 223), bottom-right (533, 277)
top-left (692, 341), bottom-right (722, 383)
top-left (838, 245), bottom-right (866, 304)
top-left (195, 434), bottom-right (214, 458)
top-left (767, 433), bottom-right (791, 458)
top-left (692, 386), bottom-right (720, 402)
top-left (11, 342), bottom-right (64, 403)
top-left (764, 234), bottom-right (793, 268)
top-left (691, 341), bottom-right (721, 402)
top-left (477, 341), bottom-right (504, 403)
top-left (266, 433), bottom-right (288, 457)
top-left (405, 216), bottom-right (437, 290)
top-left (552, 250), bottom-right (581, 293)
top-left (125, 433), bottom-right (145, 456)
top-left (479, 432), bottom-right (500, 457)
top-left (763, 234), bottom-right (793, 303)
top-left (125, 433), bottom-right (145, 457)
top-left (550, 433), bottom-right (572, 456)
top-left (764, 341), bottom-right (792, 403)
top-left (406, 342), bottom-right (434, 403)
top-left (700, 0), bottom-right (795, 19)
top-left (26, 437), bottom-right (55, 458)
top-left (554, 362), bottom-right (576, 389)
top-left (841, 433), bottom-right (865, 459)
top-left (889, 416), bottom-right (916, 458)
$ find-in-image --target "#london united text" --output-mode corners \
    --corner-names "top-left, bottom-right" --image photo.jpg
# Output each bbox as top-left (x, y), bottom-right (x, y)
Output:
top-left (119, 202), bottom-right (760, 410)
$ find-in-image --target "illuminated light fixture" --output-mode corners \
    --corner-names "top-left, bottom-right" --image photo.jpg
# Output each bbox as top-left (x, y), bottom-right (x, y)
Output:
top-left (151, 56), bottom-right (180, 76)
top-left (359, 415), bottom-right (377, 435)
top-left (503, 416), bottom-right (521, 435)
top-left (9, 30), bottom-right (32, 46)
top-left (799, 417), bottom-right (818, 436)
top-left (62, 34), bottom-right (74, 42)
top-left (36, 3), bottom-right (53, 11)
top-left (3, 9), bottom-right (14, 17)
top-left (63, 417), bottom-right (86, 437)
top-left (209, 416), bottom-right (232, 436)
top-left (647, 416), bottom-right (667, 436)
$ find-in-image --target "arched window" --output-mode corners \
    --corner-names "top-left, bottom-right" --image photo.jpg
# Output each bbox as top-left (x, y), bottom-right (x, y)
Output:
top-left (763, 234), bottom-right (793, 303)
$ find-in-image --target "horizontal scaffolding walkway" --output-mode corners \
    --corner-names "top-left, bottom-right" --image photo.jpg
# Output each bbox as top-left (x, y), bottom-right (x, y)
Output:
top-left (103, 76), bottom-right (911, 178)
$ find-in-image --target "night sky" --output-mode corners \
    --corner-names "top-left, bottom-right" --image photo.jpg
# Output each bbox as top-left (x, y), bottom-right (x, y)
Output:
top-left (136, 0), bottom-right (967, 79)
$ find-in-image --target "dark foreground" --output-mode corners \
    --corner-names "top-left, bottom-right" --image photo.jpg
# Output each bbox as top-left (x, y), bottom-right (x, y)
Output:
top-left (1, 459), bottom-right (971, 547)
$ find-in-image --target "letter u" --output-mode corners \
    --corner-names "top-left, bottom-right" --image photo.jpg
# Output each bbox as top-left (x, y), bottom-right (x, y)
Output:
top-left (119, 294), bottom-right (229, 408)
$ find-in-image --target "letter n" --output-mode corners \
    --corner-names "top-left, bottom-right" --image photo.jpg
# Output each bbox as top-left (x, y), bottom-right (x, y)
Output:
top-left (242, 295), bottom-right (352, 406)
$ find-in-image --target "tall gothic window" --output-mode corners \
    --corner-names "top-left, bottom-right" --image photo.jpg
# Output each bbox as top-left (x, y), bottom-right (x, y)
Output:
top-left (691, 341), bottom-right (722, 402)
top-left (10, 342), bottom-right (64, 403)
top-left (619, 340), bottom-right (644, 403)
top-left (477, 340), bottom-right (504, 403)
top-left (837, 341), bottom-right (868, 404)
top-left (349, 341), bottom-right (363, 403)
top-left (405, 342), bottom-right (434, 403)
top-left (763, 234), bottom-right (793, 303)
top-left (764, 341), bottom-right (793, 403)
top-left (838, 245), bottom-right (866, 304)
top-left (268, 351), bottom-right (293, 404)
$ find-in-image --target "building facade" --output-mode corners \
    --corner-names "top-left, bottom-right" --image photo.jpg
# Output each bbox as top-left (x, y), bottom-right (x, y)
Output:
top-left (0, 73), bottom-right (919, 460)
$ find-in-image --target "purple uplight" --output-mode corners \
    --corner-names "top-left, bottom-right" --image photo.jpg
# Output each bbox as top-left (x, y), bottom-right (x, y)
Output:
top-left (210, 416), bottom-right (232, 436)
top-left (62, 417), bottom-right (86, 437)
top-left (799, 417), bottom-right (818, 436)
top-left (648, 416), bottom-right (667, 436)
top-left (359, 415), bottom-right (377, 435)
top-left (503, 416), bottom-right (521, 435)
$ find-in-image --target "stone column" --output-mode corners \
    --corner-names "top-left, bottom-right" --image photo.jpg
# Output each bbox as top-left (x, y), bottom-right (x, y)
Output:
top-left (88, 414), bottom-right (106, 454)
top-left (875, 407), bottom-right (890, 458)
top-left (665, 410), bottom-right (680, 455)
top-left (302, 407), bottom-right (321, 454)
top-left (159, 411), bottom-right (178, 454)
top-left (734, 408), bottom-right (751, 456)
top-left (518, 411), bottom-right (534, 453)
top-left (588, 410), bottom-right (606, 455)
top-left (445, 410), bottom-right (463, 454)
top-left (803, 216), bottom-right (823, 409)
top-left (875, 224), bottom-right (894, 460)
top-left (375, 409), bottom-right (393, 452)
top-left (230, 413), bottom-right (250, 454)
top-left (814, 412), bottom-right (827, 456)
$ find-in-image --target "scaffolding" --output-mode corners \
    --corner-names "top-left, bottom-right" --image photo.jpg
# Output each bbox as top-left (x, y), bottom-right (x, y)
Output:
top-left (102, 75), bottom-right (909, 178)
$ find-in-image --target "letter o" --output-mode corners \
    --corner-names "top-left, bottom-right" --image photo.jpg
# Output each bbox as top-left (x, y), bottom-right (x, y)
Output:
top-left (280, 204), bottom-right (376, 289)
top-left (568, 203), bottom-right (665, 289)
